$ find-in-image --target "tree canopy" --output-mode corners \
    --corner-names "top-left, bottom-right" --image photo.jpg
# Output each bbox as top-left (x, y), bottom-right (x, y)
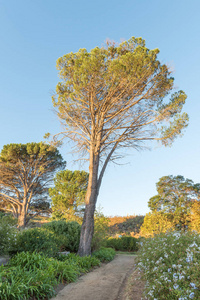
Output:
top-left (49, 169), bottom-right (88, 222)
top-left (148, 175), bottom-right (200, 229)
top-left (140, 211), bottom-right (175, 237)
top-left (0, 142), bottom-right (66, 227)
top-left (51, 37), bottom-right (188, 255)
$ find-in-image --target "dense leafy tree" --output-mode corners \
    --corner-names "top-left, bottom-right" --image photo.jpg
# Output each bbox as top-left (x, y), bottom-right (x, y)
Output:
top-left (0, 143), bottom-right (65, 227)
top-left (49, 170), bottom-right (88, 221)
top-left (148, 175), bottom-right (200, 229)
top-left (140, 211), bottom-right (174, 237)
top-left (189, 201), bottom-right (200, 232)
top-left (51, 37), bottom-right (188, 255)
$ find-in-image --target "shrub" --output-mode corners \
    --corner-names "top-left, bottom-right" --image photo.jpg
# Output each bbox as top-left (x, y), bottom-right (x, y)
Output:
top-left (137, 231), bottom-right (200, 299)
top-left (0, 214), bottom-right (18, 255)
top-left (12, 227), bottom-right (67, 257)
top-left (92, 247), bottom-right (116, 262)
top-left (42, 220), bottom-right (81, 252)
top-left (0, 250), bottom-right (103, 299)
top-left (60, 253), bottom-right (101, 272)
top-left (105, 236), bottom-right (138, 251)
top-left (0, 264), bottom-right (57, 300)
top-left (92, 209), bottom-right (110, 251)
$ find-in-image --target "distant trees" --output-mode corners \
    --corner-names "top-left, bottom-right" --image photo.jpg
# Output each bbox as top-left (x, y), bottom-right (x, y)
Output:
top-left (49, 170), bottom-right (88, 222)
top-left (51, 37), bottom-right (188, 255)
top-left (148, 175), bottom-right (200, 229)
top-left (108, 215), bottom-right (144, 236)
top-left (0, 143), bottom-right (65, 227)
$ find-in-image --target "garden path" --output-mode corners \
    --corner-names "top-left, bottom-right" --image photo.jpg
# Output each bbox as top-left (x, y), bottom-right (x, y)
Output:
top-left (51, 254), bottom-right (144, 300)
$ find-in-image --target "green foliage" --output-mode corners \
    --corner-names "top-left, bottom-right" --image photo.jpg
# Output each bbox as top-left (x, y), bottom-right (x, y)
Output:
top-left (0, 142), bottom-right (66, 227)
top-left (13, 227), bottom-right (67, 257)
top-left (0, 250), bottom-right (105, 299)
top-left (92, 247), bottom-right (116, 262)
top-left (92, 208), bottom-right (110, 251)
top-left (53, 37), bottom-right (188, 153)
top-left (49, 169), bottom-right (88, 221)
top-left (42, 220), bottom-right (81, 252)
top-left (105, 236), bottom-right (138, 252)
top-left (0, 264), bottom-right (57, 300)
top-left (148, 175), bottom-right (200, 230)
top-left (58, 253), bottom-right (101, 272)
top-left (0, 214), bottom-right (18, 255)
top-left (137, 231), bottom-right (200, 299)
top-left (140, 211), bottom-right (175, 237)
top-left (189, 200), bottom-right (200, 232)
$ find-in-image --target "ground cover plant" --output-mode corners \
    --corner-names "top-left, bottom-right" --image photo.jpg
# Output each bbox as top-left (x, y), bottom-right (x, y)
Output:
top-left (0, 248), bottom-right (115, 299)
top-left (137, 231), bottom-right (200, 299)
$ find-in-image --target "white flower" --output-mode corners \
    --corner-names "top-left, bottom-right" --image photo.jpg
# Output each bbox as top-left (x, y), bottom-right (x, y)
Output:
top-left (173, 284), bottom-right (179, 289)
top-left (189, 242), bottom-right (198, 248)
top-left (190, 283), bottom-right (197, 289)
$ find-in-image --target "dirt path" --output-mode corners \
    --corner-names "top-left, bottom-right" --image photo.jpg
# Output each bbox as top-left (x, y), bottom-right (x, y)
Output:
top-left (51, 254), bottom-right (144, 300)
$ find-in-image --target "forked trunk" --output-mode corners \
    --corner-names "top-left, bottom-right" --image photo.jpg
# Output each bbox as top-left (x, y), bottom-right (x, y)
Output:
top-left (78, 153), bottom-right (99, 256)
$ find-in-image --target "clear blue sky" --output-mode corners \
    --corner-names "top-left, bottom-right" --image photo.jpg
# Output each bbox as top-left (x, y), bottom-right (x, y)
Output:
top-left (0, 0), bottom-right (200, 216)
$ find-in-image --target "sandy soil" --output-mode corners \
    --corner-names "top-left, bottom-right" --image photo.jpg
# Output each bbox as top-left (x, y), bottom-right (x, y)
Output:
top-left (51, 254), bottom-right (144, 300)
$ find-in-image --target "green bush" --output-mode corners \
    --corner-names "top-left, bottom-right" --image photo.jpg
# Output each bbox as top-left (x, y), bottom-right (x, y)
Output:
top-left (43, 220), bottom-right (81, 252)
top-left (1, 251), bottom-right (79, 299)
top-left (12, 227), bottom-right (67, 257)
top-left (105, 236), bottom-right (138, 251)
top-left (0, 250), bottom-right (103, 299)
top-left (59, 253), bottom-right (101, 272)
top-left (0, 263), bottom-right (57, 300)
top-left (0, 214), bottom-right (18, 255)
top-left (92, 209), bottom-right (110, 251)
top-left (92, 247), bottom-right (116, 262)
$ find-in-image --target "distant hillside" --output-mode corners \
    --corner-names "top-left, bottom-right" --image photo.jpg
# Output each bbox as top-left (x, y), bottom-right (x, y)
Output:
top-left (108, 215), bottom-right (144, 237)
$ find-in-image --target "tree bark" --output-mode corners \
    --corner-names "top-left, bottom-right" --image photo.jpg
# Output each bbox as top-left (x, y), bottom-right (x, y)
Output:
top-left (78, 152), bottom-right (99, 256)
top-left (18, 205), bottom-right (26, 228)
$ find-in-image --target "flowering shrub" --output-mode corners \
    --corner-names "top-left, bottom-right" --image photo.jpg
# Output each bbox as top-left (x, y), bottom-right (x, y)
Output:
top-left (137, 231), bottom-right (200, 299)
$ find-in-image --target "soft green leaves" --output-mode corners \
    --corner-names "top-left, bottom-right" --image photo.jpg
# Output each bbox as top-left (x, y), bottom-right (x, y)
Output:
top-left (52, 36), bottom-right (188, 159)
top-left (148, 175), bottom-right (200, 229)
top-left (49, 170), bottom-right (88, 221)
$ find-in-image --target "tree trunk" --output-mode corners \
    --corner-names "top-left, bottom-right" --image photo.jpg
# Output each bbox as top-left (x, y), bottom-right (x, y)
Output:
top-left (18, 205), bottom-right (26, 228)
top-left (78, 152), bottom-right (99, 256)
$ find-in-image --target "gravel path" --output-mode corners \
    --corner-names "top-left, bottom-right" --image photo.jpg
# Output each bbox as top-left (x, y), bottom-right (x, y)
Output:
top-left (51, 254), bottom-right (136, 300)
